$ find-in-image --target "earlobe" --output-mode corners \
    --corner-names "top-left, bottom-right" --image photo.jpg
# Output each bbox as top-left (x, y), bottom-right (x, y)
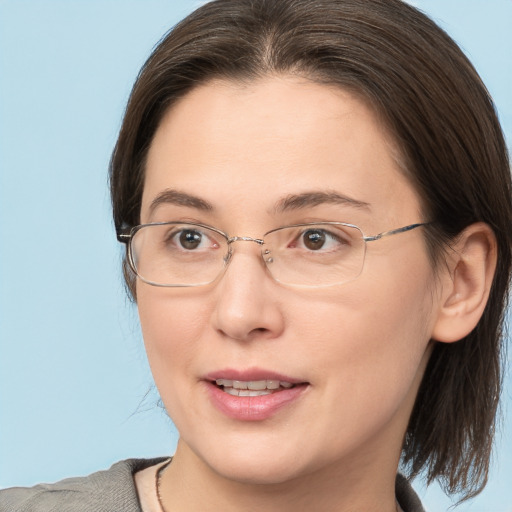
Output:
top-left (431, 223), bottom-right (497, 343)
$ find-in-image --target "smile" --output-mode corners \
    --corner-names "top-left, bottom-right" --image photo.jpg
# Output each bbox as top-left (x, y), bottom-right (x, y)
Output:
top-left (204, 371), bottom-right (309, 421)
top-left (215, 379), bottom-right (295, 396)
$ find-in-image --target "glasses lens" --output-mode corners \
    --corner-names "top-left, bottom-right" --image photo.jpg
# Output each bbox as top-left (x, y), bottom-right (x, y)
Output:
top-left (264, 223), bottom-right (365, 286)
top-left (130, 223), bottom-right (227, 286)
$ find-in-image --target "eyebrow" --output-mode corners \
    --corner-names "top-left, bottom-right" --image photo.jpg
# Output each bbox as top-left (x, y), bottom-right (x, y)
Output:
top-left (148, 189), bottom-right (214, 215)
top-left (148, 188), bottom-right (370, 218)
top-left (273, 191), bottom-right (371, 213)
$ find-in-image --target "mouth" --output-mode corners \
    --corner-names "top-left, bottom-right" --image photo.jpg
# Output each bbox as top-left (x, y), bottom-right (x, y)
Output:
top-left (204, 371), bottom-right (309, 420)
top-left (214, 378), bottom-right (297, 397)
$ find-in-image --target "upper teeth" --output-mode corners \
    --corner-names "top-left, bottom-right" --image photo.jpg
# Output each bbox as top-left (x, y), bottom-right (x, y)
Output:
top-left (215, 379), bottom-right (293, 390)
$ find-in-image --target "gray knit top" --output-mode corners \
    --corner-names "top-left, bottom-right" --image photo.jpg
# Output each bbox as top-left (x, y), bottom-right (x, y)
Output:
top-left (0, 458), bottom-right (425, 512)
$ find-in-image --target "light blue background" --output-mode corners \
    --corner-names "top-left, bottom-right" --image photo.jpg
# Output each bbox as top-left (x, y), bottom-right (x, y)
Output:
top-left (0, 1), bottom-right (511, 510)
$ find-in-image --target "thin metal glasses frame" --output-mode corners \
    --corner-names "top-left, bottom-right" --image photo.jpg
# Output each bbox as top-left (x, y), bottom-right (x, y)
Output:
top-left (117, 221), bottom-right (429, 288)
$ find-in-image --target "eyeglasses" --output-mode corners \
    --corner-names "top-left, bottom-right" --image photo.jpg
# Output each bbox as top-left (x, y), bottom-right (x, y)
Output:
top-left (117, 221), bottom-right (428, 288)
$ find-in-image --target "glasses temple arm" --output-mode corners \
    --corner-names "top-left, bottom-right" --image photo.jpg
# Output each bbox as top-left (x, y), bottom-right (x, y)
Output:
top-left (116, 225), bottom-right (132, 244)
top-left (363, 222), bottom-right (430, 242)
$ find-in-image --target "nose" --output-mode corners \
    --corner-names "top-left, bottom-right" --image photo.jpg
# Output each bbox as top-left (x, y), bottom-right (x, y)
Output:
top-left (212, 242), bottom-right (285, 342)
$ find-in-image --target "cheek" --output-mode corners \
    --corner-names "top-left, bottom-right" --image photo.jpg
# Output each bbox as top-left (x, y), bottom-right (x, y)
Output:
top-left (136, 287), bottom-right (210, 383)
top-left (136, 287), bottom-right (219, 439)
top-left (300, 247), bottom-right (436, 396)
top-left (337, 261), bottom-right (434, 406)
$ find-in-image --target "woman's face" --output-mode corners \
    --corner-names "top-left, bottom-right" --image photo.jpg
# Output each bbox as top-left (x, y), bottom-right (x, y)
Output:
top-left (138, 77), bottom-right (442, 484)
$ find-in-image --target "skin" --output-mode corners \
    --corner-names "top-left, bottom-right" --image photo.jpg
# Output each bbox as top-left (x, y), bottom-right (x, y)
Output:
top-left (137, 76), bottom-right (451, 512)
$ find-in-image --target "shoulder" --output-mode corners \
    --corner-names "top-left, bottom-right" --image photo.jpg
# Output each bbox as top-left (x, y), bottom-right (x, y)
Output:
top-left (0, 458), bottom-right (167, 512)
top-left (396, 473), bottom-right (425, 512)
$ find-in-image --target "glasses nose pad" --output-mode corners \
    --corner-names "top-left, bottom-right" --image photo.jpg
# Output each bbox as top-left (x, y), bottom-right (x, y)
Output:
top-left (223, 247), bottom-right (233, 265)
top-left (263, 248), bottom-right (274, 264)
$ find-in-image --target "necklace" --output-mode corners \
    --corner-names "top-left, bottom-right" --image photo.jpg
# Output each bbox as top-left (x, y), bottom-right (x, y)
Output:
top-left (155, 460), bottom-right (404, 512)
top-left (155, 459), bottom-right (172, 512)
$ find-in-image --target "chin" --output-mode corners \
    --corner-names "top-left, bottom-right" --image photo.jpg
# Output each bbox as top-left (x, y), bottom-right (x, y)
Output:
top-left (188, 435), bottom-right (322, 486)
top-left (210, 457), bottom-right (307, 486)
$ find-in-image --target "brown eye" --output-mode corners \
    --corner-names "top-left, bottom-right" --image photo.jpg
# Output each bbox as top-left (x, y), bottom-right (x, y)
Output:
top-left (302, 230), bottom-right (326, 250)
top-left (179, 230), bottom-right (203, 249)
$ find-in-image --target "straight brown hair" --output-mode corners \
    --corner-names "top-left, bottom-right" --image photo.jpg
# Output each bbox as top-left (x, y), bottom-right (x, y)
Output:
top-left (110, 0), bottom-right (512, 501)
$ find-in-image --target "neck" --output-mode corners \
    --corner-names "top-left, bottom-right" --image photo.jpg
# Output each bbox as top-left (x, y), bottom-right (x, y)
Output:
top-left (158, 441), bottom-right (401, 512)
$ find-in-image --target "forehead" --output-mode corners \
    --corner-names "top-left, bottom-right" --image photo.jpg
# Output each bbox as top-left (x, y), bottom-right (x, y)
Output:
top-left (142, 76), bottom-right (421, 228)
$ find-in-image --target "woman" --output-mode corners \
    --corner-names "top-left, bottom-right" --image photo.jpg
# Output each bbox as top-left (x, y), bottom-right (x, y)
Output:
top-left (2, 0), bottom-right (510, 510)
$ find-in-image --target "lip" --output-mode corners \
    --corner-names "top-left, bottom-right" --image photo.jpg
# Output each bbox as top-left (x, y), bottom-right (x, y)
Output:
top-left (204, 368), bottom-right (305, 384)
top-left (202, 368), bottom-right (309, 421)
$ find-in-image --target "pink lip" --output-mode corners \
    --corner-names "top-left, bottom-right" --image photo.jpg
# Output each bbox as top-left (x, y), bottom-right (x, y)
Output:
top-left (202, 367), bottom-right (309, 421)
top-left (203, 368), bottom-right (305, 384)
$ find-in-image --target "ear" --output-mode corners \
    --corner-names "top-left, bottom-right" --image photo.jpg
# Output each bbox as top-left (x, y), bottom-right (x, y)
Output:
top-left (431, 222), bottom-right (497, 343)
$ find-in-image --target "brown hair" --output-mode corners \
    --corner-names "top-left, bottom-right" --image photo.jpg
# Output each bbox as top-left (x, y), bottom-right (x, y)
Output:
top-left (110, 0), bottom-right (512, 501)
